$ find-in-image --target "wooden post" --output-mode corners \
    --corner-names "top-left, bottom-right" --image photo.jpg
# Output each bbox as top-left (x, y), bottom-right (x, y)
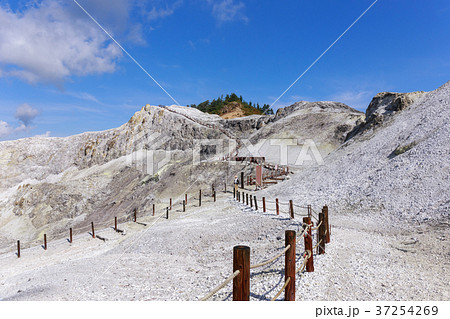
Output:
top-left (44, 234), bottom-right (47, 250)
top-left (199, 190), bottom-right (202, 207)
top-left (170, 198), bottom-right (172, 210)
top-left (70, 228), bottom-right (73, 243)
top-left (323, 206), bottom-right (330, 243)
top-left (91, 222), bottom-right (95, 238)
top-left (214, 191), bottom-right (216, 202)
top-left (166, 207), bottom-right (169, 219)
top-left (115, 217), bottom-right (118, 232)
top-left (224, 181), bottom-right (227, 193)
top-left (246, 193), bottom-right (249, 206)
top-left (308, 205), bottom-right (311, 219)
top-left (250, 194), bottom-right (253, 208)
top-left (134, 209), bottom-right (137, 223)
top-left (240, 172), bottom-right (244, 189)
top-left (276, 198), bottom-right (279, 215)
top-left (233, 246), bottom-right (250, 301)
top-left (153, 204), bottom-right (155, 216)
top-left (318, 212), bottom-right (326, 255)
top-left (17, 240), bottom-right (20, 258)
top-left (183, 200), bottom-right (186, 212)
top-left (303, 217), bottom-right (314, 272)
top-left (185, 193), bottom-right (188, 205)
top-left (233, 187), bottom-right (236, 199)
top-left (242, 192), bottom-right (245, 204)
top-left (254, 196), bottom-right (258, 210)
top-left (263, 197), bottom-right (266, 212)
top-left (285, 230), bottom-right (296, 301)
top-left (289, 200), bottom-right (294, 219)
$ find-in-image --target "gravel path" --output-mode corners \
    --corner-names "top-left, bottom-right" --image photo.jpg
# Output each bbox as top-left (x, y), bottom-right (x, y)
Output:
top-left (1, 190), bottom-right (447, 301)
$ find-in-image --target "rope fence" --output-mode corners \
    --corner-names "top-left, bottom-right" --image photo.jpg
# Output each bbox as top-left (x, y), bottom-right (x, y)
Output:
top-left (198, 191), bottom-right (331, 301)
top-left (5, 174), bottom-right (332, 302)
top-left (3, 188), bottom-right (223, 258)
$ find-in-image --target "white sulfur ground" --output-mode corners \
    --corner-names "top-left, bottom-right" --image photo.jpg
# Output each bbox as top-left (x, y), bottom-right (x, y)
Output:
top-left (0, 190), bottom-right (448, 301)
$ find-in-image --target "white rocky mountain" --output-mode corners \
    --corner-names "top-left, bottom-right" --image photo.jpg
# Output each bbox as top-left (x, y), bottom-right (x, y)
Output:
top-left (0, 81), bottom-right (448, 250)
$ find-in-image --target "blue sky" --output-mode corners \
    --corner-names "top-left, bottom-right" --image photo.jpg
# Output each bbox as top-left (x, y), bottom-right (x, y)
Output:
top-left (0, 0), bottom-right (449, 140)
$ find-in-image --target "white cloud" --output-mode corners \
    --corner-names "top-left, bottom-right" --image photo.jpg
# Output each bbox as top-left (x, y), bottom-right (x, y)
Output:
top-left (0, 120), bottom-right (14, 138)
top-left (0, 1), bottom-right (123, 86)
top-left (145, 0), bottom-right (183, 21)
top-left (15, 103), bottom-right (40, 127)
top-left (207, 0), bottom-right (248, 24)
top-left (34, 131), bottom-right (52, 138)
top-left (0, 104), bottom-right (40, 138)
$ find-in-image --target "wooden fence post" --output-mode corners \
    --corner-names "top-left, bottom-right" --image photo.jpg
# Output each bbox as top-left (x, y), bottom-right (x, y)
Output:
top-left (44, 234), bottom-right (47, 250)
top-left (166, 207), bottom-right (169, 219)
top-left (115, 217), bottom-right (118, 232)
top-left (183, 200), bottom-right (186, 212)
top-left (254, 196), bottom-right (258, 211)
top-left (224, 181), bottom-right (227, 193)
top-left (285, 230), bottom-right (296, 301)
top-left (240, 172), bottom-right (244, 189)
top-left (276, 198), bottom-right (279, 215)
top-left (242, 192), bottom-right (245, 204)
top-left (233, 245), bottom-right (250, 301)
top-left (17, 240), bottom-right (20, 258)
top-left (153, 204), bottom-right (155, 216)
top-left (263, 197), bottom-right (266, 213)
top-left (323, 205), bottom-right (330, 243)
top-left (199, 190), bottom-right (202, 207)
top-left (307, 205), bottom-right (311, 219)
top-left (134, 209), bottom-right (137, 223)
top-left (289, 200), bottom-right (294, 219)
top-left (170, 198), bottom-right (172, 210)
top-left (70, 228), bottom-right (73, 243)
top-left (250, 194), bottom-right (253, 208)
top-left (303, 217), bottom-right (314, 272)
top-left (233, 187), bottom-right (236, 199)
top-left (214, 191), bottom-right (216, 202)
top-left (91, 222), bottom-right (95, 238)
top-left (246, 193), bottom-right (249, 206)
top-left (318, 212), bottom-right (326, 255)
top-left (185, 193), bottom-right (188, 205)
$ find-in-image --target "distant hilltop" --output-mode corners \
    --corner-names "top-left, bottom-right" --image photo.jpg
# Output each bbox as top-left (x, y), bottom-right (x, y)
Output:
top-left (188, 93), bottom-right (274, 119)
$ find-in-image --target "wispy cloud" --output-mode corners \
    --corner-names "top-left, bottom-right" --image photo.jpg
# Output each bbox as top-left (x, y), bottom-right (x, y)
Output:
top-left (145, 0), bottom-right (183, 21)
top-left (207, 0), bottom-right (248, 24)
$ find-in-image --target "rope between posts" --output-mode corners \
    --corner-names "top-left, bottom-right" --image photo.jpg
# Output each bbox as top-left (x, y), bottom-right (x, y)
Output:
top-left (296, 250), bottom-right (311, 274)
top-left (199, 270), bottom-right (240, 301)
top-left (313, 239), bottom-right (323, 251)
top-left (250, 245), bottom-right (291, 269)
top-left (270, 277), bottom-right (291, 301)
top-left (311, 220), bottom-right (323, 230)
top-left (293, 204), bottom-right (309, 209)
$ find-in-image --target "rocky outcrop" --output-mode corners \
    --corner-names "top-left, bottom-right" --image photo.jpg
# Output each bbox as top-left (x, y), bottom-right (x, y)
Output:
top-left (345, 91), bottom-right (427, 141)
top-left (235, 101), bottom-right (364, 165)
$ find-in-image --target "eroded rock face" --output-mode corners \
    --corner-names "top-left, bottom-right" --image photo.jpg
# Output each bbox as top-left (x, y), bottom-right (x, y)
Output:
top-left (0, 97), bottom-right (382, 248)
top-left (234, 101), bottom-right (364, 165)
top-left (345, 91), bottom-right (427, 141)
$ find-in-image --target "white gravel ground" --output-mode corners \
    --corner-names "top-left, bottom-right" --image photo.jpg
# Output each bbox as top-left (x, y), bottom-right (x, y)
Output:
top-left (0, 190), bottom-right (447, 301)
